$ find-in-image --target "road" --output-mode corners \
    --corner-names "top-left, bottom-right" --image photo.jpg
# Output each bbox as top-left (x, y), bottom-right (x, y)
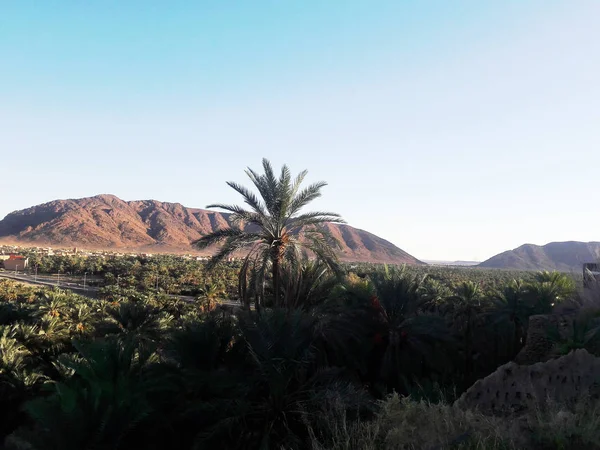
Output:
top-left (0, 271), bottom-right (240, 307)
top-left (0, 271), bottom-right (99, 295)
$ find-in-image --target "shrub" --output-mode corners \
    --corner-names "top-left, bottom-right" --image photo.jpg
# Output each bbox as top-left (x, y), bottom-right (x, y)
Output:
top-left (310, 393), bottom-right (600, 450)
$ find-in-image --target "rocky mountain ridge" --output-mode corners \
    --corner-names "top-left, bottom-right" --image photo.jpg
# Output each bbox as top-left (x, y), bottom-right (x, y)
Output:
top-left (0, 194), bottom-right (423, 265)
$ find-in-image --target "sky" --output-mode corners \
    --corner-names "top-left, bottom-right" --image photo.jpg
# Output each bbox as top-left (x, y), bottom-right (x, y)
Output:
top-left (1, 1), bottom-right (599, 262)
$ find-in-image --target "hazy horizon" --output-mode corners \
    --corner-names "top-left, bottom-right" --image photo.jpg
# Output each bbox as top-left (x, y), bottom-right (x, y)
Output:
top-left (2, 1), bottom-right (599, 261)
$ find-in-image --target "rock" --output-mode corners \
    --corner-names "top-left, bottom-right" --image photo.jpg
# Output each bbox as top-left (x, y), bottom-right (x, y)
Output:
top-left (552, 410), bottom-right (576, 427)
top-left (455, 349), bottom-right (600, 415)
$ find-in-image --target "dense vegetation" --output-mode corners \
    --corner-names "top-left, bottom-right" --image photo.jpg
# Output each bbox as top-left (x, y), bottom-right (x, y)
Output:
top-left (20, 251), bottom-right (239, 296)
top-left (1, 161), bottom-right (598, 449)
top-left (18, 247), bottom-right (554, 297)
top-left (0, 263), bottom-right (596, 449)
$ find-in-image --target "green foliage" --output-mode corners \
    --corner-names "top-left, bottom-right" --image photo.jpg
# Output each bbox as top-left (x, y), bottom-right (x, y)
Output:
top-left (367, 267), bottom-right (452, 391)
top-left (528, 271), bottom-right (576, 313)
top-left (0, 260), bottom-right (587, 449)
top-left (487, 280), bottom-right (531, 354)
top-left (22, 338), bottom-right (176, 450)
top-left (99, 300), bottom-right (174, 350)
top-left (280, 257), bottom-right (340, 310)
top-left (0, 326), bottom-right (46, 440)
top-left (547, 307), bottom-right (600, 356)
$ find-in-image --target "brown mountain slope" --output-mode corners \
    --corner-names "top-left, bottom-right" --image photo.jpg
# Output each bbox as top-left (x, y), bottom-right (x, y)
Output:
top-left (0, 195), bottom-right (423, 265)
top-left (479, 241), bottom-right (600, 272)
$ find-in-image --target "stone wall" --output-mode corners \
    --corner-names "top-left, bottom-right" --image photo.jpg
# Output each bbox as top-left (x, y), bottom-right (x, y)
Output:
top-left (514, 314), bottom-right (574, 365)
top-left (455, 349), bottom-right (600, 415)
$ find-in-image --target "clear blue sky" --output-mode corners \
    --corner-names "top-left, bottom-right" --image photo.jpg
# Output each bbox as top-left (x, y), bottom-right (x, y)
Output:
top-left (1, 1), bottom-right (599, 261)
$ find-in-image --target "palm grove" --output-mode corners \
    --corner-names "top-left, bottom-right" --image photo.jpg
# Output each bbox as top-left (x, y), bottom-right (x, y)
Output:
top-left (0, 160), bottom-right (598, 449)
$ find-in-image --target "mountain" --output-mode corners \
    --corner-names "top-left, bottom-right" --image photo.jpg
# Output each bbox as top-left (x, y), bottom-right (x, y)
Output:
top-left (423, 260), bottom-right (480, 267)
top-left (479, 241), bottom-right (600, 272)
top-left (0, 194), bottom-right (423, 265)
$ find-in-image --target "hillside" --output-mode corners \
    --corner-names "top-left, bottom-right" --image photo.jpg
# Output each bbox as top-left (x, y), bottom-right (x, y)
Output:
top-left (0, 194), bottom-right (423, 265)
top-left (479, 241), bottom-right (600, 272)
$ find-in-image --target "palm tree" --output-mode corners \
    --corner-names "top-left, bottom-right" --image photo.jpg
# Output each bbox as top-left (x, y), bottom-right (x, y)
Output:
top-left (447, 281), bottom-right (482, 379)
top-left (527, 271), bottom-right (576, 313)
top-left (365, 266), bottom-right (452, 392)
top-left (36, 289), bottom-right (69, 319)
top-left (8, 323), bottom-right (45, 354)
top-left (21, 338), bottom-right (177, 450)
top-left (64, 303), bottom-right (97, 335)
top-left (197, 283), bottom-right (225, 313)
top-left (99, 301), bottom-right (173, 349)
top-left (162, 314), bottom-right (250, 449)
top-left (418, 277), bottom-right (452, 312)
top-left (0, 280), bottom-right (20, 302)
top-left (195, 158), bottom-right (344, 308)
top-left (488, 279), bottom-right (531, 355)
top-left (199, 308), bottom-right (360, 450)
top-left (279, 257), bottom-right (340, 310)
top-left (0, 328), bottom-right (45, 440)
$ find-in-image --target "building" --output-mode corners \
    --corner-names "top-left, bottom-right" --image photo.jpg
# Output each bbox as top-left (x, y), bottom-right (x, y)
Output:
top-left (2, 254), bottom-right (29, 272)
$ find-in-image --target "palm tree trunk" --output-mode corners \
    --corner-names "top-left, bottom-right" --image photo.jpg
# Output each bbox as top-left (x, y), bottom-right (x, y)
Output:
top-left (493, 324), bottom-right (499, 365)
top-left (465, 310), bottom-right (472, 380)
top-left (514, 323), bottom-right (522, 356)
top-left (272, 256), bottom-right (280, 307)
top-left (257, 279), bottom-right (264, 314)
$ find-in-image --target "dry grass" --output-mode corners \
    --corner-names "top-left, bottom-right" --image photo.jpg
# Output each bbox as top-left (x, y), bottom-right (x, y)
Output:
top-left (309, 393), bottom-right (600, 450)
top-left (524, 398), bottom-right (600, 449)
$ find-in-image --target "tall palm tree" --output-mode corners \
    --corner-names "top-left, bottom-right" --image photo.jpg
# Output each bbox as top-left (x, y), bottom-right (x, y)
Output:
top-left (366, 266), bottom-right (451, 392)
top-left (195, 308), bottom-right (360, 450)
top-left (447, 281), bottom-right (482, 379)
top-left (488, 279), bottom-right (531, 355)
top-left (195, 158), bottom-right (344, 308)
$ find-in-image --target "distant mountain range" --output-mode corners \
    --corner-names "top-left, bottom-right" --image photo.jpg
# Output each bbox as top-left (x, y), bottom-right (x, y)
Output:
top-left (479, 241), bottom-right (600, 272)
top-left (423, 260), bottom-right (480, 267)
top-left (0, 194), bottom-right (423, 265)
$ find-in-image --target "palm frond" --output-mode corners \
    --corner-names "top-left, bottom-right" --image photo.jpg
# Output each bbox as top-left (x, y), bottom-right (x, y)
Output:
top-left (205, 233), bottom-right (262, 270)
top-left (205, 203), bottom-right (265, 228)
top-left (287, 182), bottom-right (328, 217)
top-left (301, 225), bottom-right (342, 250)
top-left (193, 228), bottom-right (245, 249)
top-left (290, 169), bottom-right (308, 199)
top-left (224, 181), bottom-right (267, 216)
top-left (289, 212), bottom-right (346, 232)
